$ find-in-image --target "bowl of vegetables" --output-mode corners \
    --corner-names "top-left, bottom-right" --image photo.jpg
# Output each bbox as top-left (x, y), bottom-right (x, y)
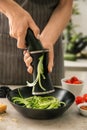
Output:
top-left (0, 86), bottom-right (75, 119)
top-left (61, 76), bottom-right (84, 97)
top-left (75, 94), bottom-right (87, 116)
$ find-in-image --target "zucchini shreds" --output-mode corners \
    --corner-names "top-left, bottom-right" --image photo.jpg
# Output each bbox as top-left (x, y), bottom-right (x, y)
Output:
top-left (26, 55), bottom-right (46, 92)
top-left (12, 95), bottom-right (66, 109)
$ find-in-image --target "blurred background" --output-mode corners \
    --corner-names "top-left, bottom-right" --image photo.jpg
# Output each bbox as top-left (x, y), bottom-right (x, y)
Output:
top-left (63, 0), bottom-right (87, 87)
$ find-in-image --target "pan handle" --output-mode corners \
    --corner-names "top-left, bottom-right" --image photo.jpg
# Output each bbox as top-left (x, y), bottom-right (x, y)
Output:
top-left (0, 86), bottom-right (11, 98)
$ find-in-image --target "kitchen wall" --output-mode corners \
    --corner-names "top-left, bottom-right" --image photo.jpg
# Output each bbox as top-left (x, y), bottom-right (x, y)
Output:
top-left (65, 0), bottom-right (87, 86)
top-left (63, 0), bottom-right (87, 53)
top-left (73, 0), bottom-right (87, 35)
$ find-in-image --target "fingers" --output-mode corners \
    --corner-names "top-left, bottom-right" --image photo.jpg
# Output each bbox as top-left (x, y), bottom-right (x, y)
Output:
top-left (9, 18), bottom-right (40, 49)
top-left (48, 47), bottom-right (54, 73)
top-left (23, 47), bottom-right (54, 74)
top-left (29, 20), bottom-right (40, 39)
top-left (17, 26), bottom-right (40, 49)
top-left (24, 53), bottom-right (32, 67)
top-left (17, 33), bottom-right (26, 49)
top-left (27, 66), bottom-right (33, 74)
top-left (9, 24), bottom-right (27, 49)
top-left (23, 50), bottom-right (33, 74)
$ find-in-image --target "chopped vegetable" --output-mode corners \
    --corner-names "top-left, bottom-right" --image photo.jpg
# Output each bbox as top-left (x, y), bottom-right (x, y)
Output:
top-left (26, 55), bottom-right (46, 92)
top-left (75, 96), bottom-right (84, 105)
top-left (64, 53), bottom-right (77, 61)
top-left (75, 93), bottom-right (87, 105)
top-left (83, 94), bottom-right (87, 102)
top-left (70, 76), bottom-right (79, 83)
top-left (65, 76), bottom-right (82, 84)
top-left (12, 91), bottom-right (66, 109)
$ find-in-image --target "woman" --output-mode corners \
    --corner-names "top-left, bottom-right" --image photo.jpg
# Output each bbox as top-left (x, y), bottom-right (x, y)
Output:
top-left (0, 0), bottom-right (73, 85)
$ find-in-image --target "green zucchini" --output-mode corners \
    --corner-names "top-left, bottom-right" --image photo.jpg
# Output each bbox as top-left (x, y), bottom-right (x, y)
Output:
top-left (64, 53), bottom-right (77, 61)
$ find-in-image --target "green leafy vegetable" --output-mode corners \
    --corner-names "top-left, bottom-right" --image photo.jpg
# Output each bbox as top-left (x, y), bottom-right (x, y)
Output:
top-left (12, 94), bottom-right (66, 109)
top-left (26, 55), bottom-right (46, 92)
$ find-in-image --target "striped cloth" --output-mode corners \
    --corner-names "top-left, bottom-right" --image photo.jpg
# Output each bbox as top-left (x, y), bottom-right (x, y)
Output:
top-left (0, 0), bottom-right (64, 85)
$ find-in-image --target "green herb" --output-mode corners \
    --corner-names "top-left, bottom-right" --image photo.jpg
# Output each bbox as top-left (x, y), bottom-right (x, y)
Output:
top-left (12, 94), bottom-right (66, 109)
top-left (26, 55), bottom-right (46, 92)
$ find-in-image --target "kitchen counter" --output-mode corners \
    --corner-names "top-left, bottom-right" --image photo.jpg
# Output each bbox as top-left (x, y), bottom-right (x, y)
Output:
top-left (0, 85), bottom-right (87, 130)
top-left (64, 59), bottom-right (87, 71)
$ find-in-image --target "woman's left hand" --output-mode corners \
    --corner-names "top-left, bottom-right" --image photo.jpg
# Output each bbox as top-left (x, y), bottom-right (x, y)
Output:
top-left (23, 37), bottom-right (54, 74)
top-left (23, 50), bottom-right (33, 74)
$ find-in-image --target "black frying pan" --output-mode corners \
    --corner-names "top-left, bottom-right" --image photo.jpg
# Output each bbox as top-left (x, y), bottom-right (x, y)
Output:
top-left (0, 86), bottom-right (75, 119)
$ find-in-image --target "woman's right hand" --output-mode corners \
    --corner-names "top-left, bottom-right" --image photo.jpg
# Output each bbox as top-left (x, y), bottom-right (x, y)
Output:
top-left (8, 9), bottom-right (40, 49)
top-left (0, 0), bottom-right (40, 49)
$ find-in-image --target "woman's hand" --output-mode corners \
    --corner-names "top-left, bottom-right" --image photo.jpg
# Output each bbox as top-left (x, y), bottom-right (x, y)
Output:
top-left (23, 36), bottom-right (54, 74)
top-left (23, 0), bottom-right (73, 74)
top-left (8, 8), bottom-right (40, 49)
top-left (0, 0), bottom-right (40, 49)
top-left (23, 50), bottom-right (33, 74)
top-left (40, 35), bottom-right (54, 73)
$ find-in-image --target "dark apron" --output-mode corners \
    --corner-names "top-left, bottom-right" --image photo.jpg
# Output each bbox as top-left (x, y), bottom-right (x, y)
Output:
top-left (0, 0), bottom-right (64, 85)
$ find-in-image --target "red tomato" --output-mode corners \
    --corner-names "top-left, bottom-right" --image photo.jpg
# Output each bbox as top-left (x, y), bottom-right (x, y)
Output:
top-left (65, 76), bottom-right (82, 84)
top-left (83, 94), bottom-right (87, 102)
top-left (75, 96), bottom-right (84, 105)
top-left (65, 79), bottom-right (71, 84)
top-left (73, 80), bottom-right (82, 84)
top-left (70, 76), bottom-right (79, 83)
